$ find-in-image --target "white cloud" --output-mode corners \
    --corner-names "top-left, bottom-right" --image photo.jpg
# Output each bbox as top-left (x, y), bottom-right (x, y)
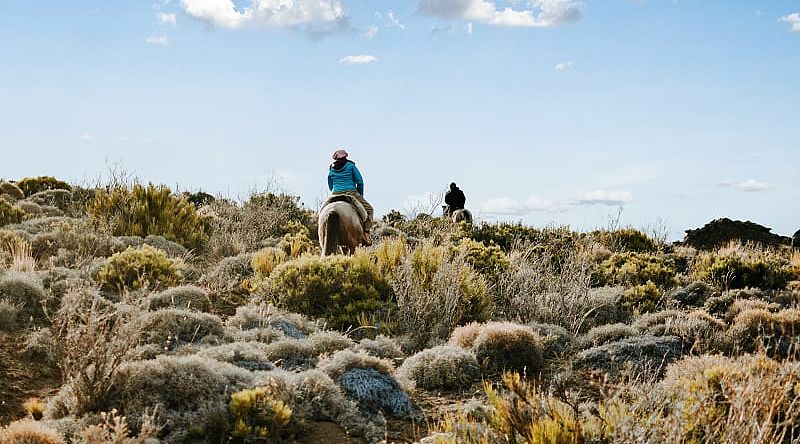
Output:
top-left (365, 25), bottom-right (379, 38)
top-left (555, 61), bottom-right (574, 70)
top-left (738, 179), bottom-right (771, 192)
top-left (80, 134), bottom-right (94, 142)
top-left (157, 12), bottom-right (177, 25)
top-left (477, 189), bottom-right (632, 216)
top-left (418, 0), bottom-right (582, 28)
top-left (339, 54), bottom-right (377, 65)
top-left (571, 190), bottom-right (632, 206)
top-left (387, 10), bottom-right (405, 29)
top-left (180, 0), bottom-right (346, 30)
top-left (146, 34), bottom-right (170, 45)
top-left (717, 178), bottom-right (771, 192)
top-left (466, 21), bottom-right (473, 34)
top-left (779, 13), bottom-right (800, 32)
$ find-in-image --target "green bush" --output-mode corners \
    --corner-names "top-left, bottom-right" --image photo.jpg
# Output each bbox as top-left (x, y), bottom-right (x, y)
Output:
top-left (17, 176), bottom-right (71, 197)
top-left (595, 252), bottom-right (677, 289)
top-left (89, 183), bottom-right (210, 251)
top-left (452, 238), bottom-right (509, 281)
top-left (0, 181), bottom-right (24, 200)
top-left (624, 281), bottom-right (663, 313)
top-left (692, 250), bottom-right (797, 290)
top-left (30, 189), bottom-right (72, 211)
top-left (97, 245), bottom-right (182, 293)
top-left (268, 254), bottom-right (393, 331)
top-left (0, 197), bottom-right (28, 226)
top-left (591, 228), bottom-right (659, 253)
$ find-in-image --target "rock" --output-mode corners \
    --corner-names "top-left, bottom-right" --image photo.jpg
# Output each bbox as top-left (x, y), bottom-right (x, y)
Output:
top-left (793, 230), bottom-right (800, 249)
top-left (683, 218), bottom-right (791, 250)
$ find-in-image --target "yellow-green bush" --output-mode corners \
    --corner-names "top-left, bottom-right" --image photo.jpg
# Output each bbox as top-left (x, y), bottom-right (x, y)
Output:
top-left (89, 183), bottom-right (210, 251)
top-left (251, 247), bottom-right (288, 280)
top-left (17, 176), bottom-right (71, 197)
top-left (276, 220), bottom-right (316, 258)
top-left (452, 238), bottom-right (509, 281)
top-left (268, 254), bottom-right (393, 331)
top-left (624, 281), bottom-right (663, 313)
top-left (97, 245), bottom-right (182, 293)
top-left (591, 228), bottom-right (659, 253)
top-left (692, 249), bottom-right (797, 290)
top-left (0, 197), bottom-right (28, 226)
top-left (229, 385), bottom-right (299, 442)
top-left (595, 252), bottom-right (677, 289)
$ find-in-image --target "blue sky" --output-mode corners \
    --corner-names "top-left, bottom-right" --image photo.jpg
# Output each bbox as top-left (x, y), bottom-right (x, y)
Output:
top-left (0, 0), bottom-right (798, 239)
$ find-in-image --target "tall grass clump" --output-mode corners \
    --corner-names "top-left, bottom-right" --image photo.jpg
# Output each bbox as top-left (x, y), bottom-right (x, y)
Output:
top-left (90, 182), bottom-right (209, 251)
top-left (392, 242), bottom-right (491, 348)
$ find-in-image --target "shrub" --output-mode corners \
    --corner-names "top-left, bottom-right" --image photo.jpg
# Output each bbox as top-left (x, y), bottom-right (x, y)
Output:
top-left (595, 252), bottom-right (677, 289)
top-left (0, 420), bottom-right (65, 444)
top-left (452, 238), bottom-right (509, 281)
top-left (624, 281), bottom-right (663, 313)
top-left (527, 322), bottom-right (573, 358)
top-left (0, 197), bottom-right (28, 226)
top-left (17, 176), bottom-right (71, 197)
top-left (577, 323), bottom-right (638, 350)
top-left (0, 271), bottom-right (47, 321)
top-left (89, 183), bottom-right (209, 251)
top-left (692, 248), bottom-right (797, 290)
top-left (198, 252), bottom-right (254, 315)
top-left (204, 192), bottom-right (314, 257)
top-left (634, 310), bottom-right (728, 354)
top-left (276, 221), bottom-right (316, 258)
top-left (667, 281), bottom-right (715, 307)
top-left (450, 321), bottom-right (544, 376)
top-left (261, 331), bottom-right (354, 371)
top-left (97, 245), bottom-right (182, 293)
top-left (464, 222), bottom-right (568, 252)
top-left (0, 299), bottom-right (22, 331)
top-left (650, 354), bottom-right (800, 443)
top-left (269, 254), bottom-right (393, 331)
top-left (727, 308), bottom-right (800, 357)
top-left (29, 190), bottom-right (72, 211)
top-left (355, 335), bottom-right (404, 360)
top-left (52, 287), bottom-right (143, 416)
top-left (392, 243), bottom-right (491, 348)
top-left (398, 346), bottom-right (480, 391)
top-left (73, 409), bottom-right (160, 444)
top-left (147, 285), bottom-right (211, 312)
top-left (574, 335), bottom-right (684, 378)
top-left (196, 341), bottom-right (275, 371)
top-left (319, 349), bottom-right (414, 418)
top-left (250, 247), bottom-right (287, 281)
top-left (0, 180), bottom-right (25, 200)
top-left (226, 303), bottom-right (318, 339)
top-left (140, 308), bottom-right (224, 346)
top-left (229, 385), bottom-right (298, 442)
top-left (106, 355), bottom-right (255, 443)
top-left (591, 228), bottom-right (659, 253)
top-left (23, 328), bottom-right (59, 368)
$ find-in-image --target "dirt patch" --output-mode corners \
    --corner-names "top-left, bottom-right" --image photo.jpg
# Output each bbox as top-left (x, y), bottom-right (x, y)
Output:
top-left (0, 331), bottom-right (61, 424)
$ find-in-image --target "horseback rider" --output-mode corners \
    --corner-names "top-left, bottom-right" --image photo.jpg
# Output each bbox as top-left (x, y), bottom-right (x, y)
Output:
top-left (327, 149), bottom-right (374, 245)
top-left (444, 182), bottom-right (466, 216)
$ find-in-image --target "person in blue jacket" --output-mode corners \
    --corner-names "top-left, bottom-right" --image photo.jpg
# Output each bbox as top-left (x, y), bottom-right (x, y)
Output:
top-left (328, 149), bottom-right (374, 244)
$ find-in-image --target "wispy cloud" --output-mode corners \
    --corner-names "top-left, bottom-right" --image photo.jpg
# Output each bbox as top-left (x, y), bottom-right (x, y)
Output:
top-left (555, 61), bottom-right (574, 70)
top-left (157, 12), bottom-right (177, 26)
top-left (146, 34), bottom-right (169, 45)
top-left (339, 54), bottom-right (378, 65)
top-left (717, 178), bottom-right (771, 192)
top-left (476, 189), bottom-right (631, 216)
top-left (364, 25), bottom-right (379, 38)
top-left (418, 0), bottom-right (582, 28)
top-left (81, 133), bottom-right (94, 142)
top-left (779, 13), bottom-right (800, 32)
top-left (180, 0), bottom-right (347, 31)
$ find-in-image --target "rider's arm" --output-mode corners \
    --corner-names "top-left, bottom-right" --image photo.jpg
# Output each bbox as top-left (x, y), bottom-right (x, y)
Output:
top-left (327, 168), bottom-right (334, 191)
top-left (352, 164), bottom-right (364, 196)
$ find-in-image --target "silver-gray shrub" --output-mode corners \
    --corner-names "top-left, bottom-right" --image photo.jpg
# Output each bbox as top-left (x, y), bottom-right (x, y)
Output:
top-left (139, 308), bottom-right (224, 347)
top-left (106, 355), bottom-right (255, 443)
top-left (225, 302), bottom-right (319, 339)
top-left (576, 323), bottom-right (638, 350)
top-left (147, 285), bottom-right (211, 312)
top-left (0, 271), bottom-right (47, 321)
top-left (397, 345), bottom-right (480, 391)
top-left (355, 335), bottom-right (404, 360)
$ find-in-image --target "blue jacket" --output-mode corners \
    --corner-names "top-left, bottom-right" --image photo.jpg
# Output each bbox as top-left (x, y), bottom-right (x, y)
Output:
top-left (328, 160), bottom-right (364, 195)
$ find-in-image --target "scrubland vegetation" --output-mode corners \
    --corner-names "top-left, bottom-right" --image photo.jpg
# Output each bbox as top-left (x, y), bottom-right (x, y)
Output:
top-left (1, 175), bottom-right (799, 443)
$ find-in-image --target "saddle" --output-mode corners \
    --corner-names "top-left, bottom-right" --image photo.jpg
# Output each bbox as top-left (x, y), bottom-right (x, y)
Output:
top-left (321, 194), bottom-right (369, 225)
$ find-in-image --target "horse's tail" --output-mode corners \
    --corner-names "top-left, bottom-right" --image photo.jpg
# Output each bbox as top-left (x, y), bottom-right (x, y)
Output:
top-left (323, 210), bottom-right (340, 256)
top-left (463, 209), bottom-right (473, 224)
